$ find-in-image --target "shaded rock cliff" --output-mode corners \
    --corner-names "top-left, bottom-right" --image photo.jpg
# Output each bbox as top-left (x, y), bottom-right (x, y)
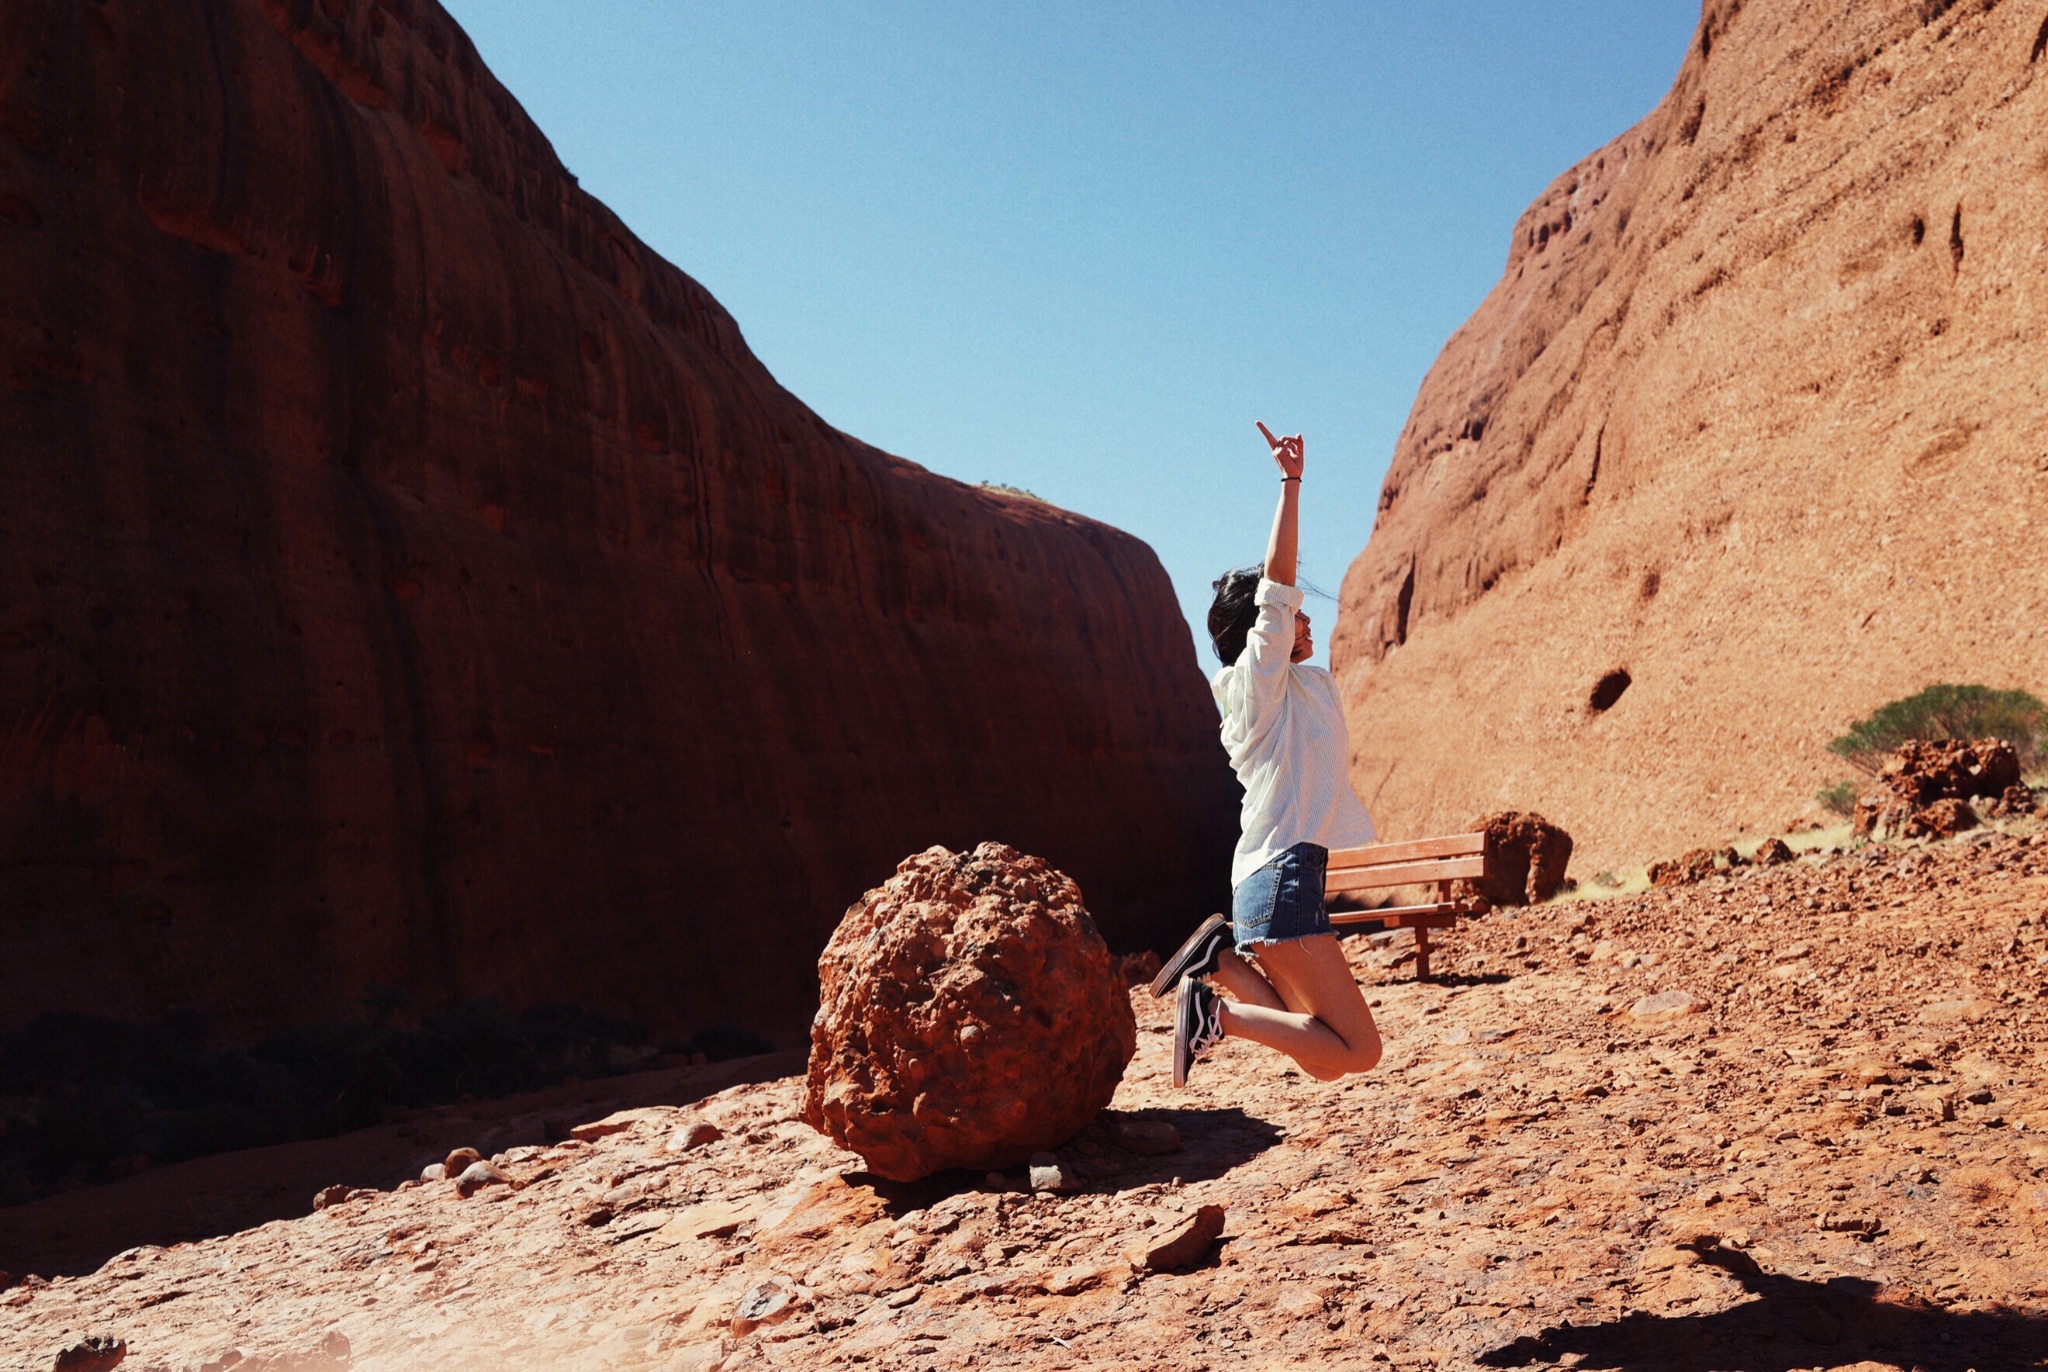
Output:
top-left (1334, 0), bottom-right (2048, 873)
top-left (0, 0), bottom-right (1237, 1042)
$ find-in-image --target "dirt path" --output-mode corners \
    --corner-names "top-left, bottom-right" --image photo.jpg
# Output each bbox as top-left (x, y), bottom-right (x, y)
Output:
top-left (6, 829), bottom-right (2045, 1371)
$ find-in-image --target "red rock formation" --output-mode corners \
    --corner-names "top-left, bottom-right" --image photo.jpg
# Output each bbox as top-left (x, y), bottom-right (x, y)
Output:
top-left (0, 0), bottom-right (1236, 1043)
top-left (803, 844), bottom-right (1137, 1182)
top-left (1461, 810), bottom-right (1574, 907)
top-left (1853, 737), bottom-right (2020, 838)
top-left (1334, 0), bottom-right (2048, 873)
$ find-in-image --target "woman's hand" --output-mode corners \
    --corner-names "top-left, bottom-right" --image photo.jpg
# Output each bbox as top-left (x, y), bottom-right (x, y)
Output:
top-left (1256, 422), bottom-right (1302, 587)
top-left (1256, 421), bottom-right (1304, 480)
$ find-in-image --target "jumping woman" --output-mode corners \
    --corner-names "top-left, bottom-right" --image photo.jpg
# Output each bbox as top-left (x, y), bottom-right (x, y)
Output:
top-left (1152, 423), bottom-right (1386, 1088)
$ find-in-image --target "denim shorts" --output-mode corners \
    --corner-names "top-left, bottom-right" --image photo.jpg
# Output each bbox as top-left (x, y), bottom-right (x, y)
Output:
top-left (1231, 842), bottom-right (1333, 953)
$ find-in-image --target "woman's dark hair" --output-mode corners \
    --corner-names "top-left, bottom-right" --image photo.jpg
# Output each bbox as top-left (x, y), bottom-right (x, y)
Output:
top-left (1208, 566), bottom-right (1263, 665)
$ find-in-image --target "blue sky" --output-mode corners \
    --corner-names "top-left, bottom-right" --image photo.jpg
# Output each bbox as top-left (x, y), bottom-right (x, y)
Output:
top-left (442, 1), bottom-right (1699, 668)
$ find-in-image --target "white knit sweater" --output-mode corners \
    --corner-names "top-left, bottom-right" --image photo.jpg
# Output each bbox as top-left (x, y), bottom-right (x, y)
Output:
top-left (1210, 578), bottom-right (1378, 889)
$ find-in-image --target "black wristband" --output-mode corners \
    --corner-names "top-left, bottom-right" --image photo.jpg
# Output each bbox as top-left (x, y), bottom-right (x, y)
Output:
top-left (1280, 476), bottom-right (1301, 483)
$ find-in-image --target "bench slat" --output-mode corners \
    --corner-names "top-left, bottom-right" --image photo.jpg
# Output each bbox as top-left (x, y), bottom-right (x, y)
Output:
top-left (1327, 832), bottom-right (1486, 869)
top-left (1329, 904), bottom-right (1462, 929)
top-left (1325, 853), bottom-right (1488, 893)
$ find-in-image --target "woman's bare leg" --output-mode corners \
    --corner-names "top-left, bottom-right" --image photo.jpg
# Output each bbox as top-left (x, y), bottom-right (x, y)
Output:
top-left (1213, 934), bottom-right (1381, 1080)
top-left (1207, 947), bottom-right (1286, 1011)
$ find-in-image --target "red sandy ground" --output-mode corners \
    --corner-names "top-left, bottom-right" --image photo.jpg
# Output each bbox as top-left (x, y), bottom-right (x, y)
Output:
top-left (6, 825), bottom-right (2047, 1371)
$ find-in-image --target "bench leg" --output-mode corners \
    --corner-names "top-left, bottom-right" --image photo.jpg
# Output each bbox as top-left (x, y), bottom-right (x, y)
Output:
top-left (1414, 926), bottom-right (1432, 982)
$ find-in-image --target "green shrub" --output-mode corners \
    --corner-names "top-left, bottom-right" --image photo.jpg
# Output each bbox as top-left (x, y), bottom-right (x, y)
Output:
top-left (1816, 780), bottom-right (1859, 816)
top-left (1827, 683), bottom-right (2046, 775)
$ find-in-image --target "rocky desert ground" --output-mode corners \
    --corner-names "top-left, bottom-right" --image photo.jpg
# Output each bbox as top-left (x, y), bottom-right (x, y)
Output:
top-left (8, 821), bottom-right (2047, 1372)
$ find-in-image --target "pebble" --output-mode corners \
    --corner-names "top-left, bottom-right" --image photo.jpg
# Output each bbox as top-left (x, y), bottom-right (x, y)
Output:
top-left (1126, 1204), bottom-right (1225, 1271)
top-left (454, 1160), bottom-right (511, 1198)
top-left (730, 1278), bottom-right (800, 1335)
top-left (442, 1147), bottom-right (482, 1175)
top-left (309, 1185), bottom-right (353, 1212)
top-left (1027, 1152), bottom-right (1078, 1194)
top-left (667, 1121), bottom-right (723, 1152)
top-left (1629, 989), bottom-right (1708, 1021)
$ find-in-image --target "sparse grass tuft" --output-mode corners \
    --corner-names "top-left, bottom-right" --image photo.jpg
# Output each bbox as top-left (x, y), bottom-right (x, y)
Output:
top-left (1817, 780), bottom-right (1860, 816)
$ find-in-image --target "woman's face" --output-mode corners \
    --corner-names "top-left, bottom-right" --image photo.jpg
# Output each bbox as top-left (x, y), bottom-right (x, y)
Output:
top-left (1291, 609), bottom-right (1313, 663)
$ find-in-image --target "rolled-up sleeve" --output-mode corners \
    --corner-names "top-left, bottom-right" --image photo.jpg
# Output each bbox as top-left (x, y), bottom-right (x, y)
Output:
top-left (1236, 578), bottom-right (1303, 722)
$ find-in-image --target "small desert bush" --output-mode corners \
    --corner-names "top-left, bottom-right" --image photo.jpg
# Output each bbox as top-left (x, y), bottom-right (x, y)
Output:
top-left (1827, 683), bottom-right (2045, 775)
top-left (1816, 780), bottom-right (1860, 817)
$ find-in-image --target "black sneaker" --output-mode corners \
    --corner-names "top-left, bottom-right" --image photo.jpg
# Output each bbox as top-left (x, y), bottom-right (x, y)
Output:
top-left (1172, 976), bottom-right (1225, 1088)
top-left (1149, 913), bottom-right (1231, 998)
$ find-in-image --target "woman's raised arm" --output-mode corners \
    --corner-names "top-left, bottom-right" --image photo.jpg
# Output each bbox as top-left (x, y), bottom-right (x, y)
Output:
top-left (1257, 421), bottom-right (1304, 587)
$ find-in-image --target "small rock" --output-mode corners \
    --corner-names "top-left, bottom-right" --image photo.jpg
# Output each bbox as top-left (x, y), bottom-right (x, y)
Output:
top-left (455, 1160), bottom-right (511, 1197)
top-left (1128, 1203), bottom-right (1225, 1270)
top-left (1649, 849), bottom-right (1720, 887)
top-left (442, 1147), bottom-right (482, 1175)
top-left (1818, 1212), bottom-right (1877, 1234)
top-left (730, 1277), bottom-right (801, 1335)
top-left (1109, 1116), bottom-right (1182, 1156)
top-left (419, 1163), bottom-right (446, 1183)
top-left (1629, 990), bottom-right (1708, 1022)
top-left (570, 1112), bottom-right (640, 1142)
top-left (310, 1184), bottom-right (352, 1212)
top-left (1965, 1088), bottom-right (1994, 1105)
top-left (52, 1337), bottom-right (126, 1372)
top-left (882, 1284), bottom-right (924, 1308)
top-left (1028, 1151), bottom-right (1079, 1194)
top-left (667, 1121), bottom-right (723, 1152)
top-left (1907, 797), bottom-right (1977, 839)
top-left (1046, 1262), bottom-right (1123, 1295)
top-left (1751, 837), bottom-right (1795, 866)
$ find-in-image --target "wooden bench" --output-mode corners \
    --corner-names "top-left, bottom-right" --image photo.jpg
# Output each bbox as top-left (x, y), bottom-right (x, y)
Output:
top-left (1325, 833), bottom-right (1492, 981)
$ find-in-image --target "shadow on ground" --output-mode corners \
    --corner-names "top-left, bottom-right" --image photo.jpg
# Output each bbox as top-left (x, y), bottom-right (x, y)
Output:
top-left (0, 1050), bottom-right (804, 1279)
top-left (1478, 1248), bottom-right (2048, 1372)
top-left (1424, 971), bottom-right (1515, 989)
top-left (847, 1106), bottom-right (1284, 1217)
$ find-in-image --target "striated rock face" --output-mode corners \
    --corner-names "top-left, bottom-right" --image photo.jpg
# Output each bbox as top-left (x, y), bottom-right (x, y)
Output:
top-left (803, 844), bottom-right (1136, 1182)
top-left (1334, 0), bottom-right (2048, 873)
top-left (0, 0), bottom-right (1237, 1043)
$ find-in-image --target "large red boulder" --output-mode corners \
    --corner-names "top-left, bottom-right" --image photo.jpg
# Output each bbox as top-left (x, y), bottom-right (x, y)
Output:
top-left (0, 0), bottom-right (1236, 1044)
top-left (803, 844), bottom-right (1136, 1182)
top-left (1462, 811), bottom-right (1575, 906)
